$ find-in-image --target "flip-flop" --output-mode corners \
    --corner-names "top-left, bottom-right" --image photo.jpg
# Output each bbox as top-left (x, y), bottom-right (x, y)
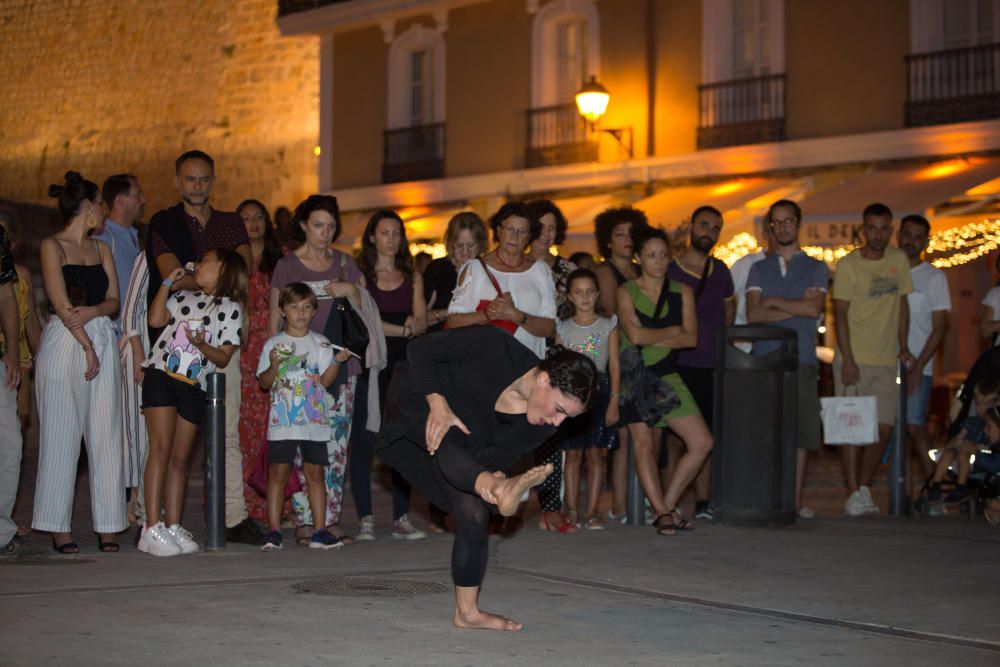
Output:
top-left (98, 541), bottom-right (120, 553)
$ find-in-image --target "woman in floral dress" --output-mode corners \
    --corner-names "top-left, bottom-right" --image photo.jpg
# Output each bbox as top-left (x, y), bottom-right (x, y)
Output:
top-left (237, 199), bottom-right (283, 522)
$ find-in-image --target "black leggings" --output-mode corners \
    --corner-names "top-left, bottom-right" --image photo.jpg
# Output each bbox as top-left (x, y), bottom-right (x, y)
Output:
top-left (433, 434), bottom-right (493, 587)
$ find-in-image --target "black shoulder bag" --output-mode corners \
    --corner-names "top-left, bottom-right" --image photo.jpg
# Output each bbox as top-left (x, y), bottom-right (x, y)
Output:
top-left (323, 253), bottom-right (370, 393)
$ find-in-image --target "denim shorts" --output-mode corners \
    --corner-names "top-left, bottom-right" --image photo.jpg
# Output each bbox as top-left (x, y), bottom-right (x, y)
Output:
top-left (905, 374), bottom-right (933, 426)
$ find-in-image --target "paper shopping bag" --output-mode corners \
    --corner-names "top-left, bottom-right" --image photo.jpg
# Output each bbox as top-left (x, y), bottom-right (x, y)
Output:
top-left (820, 395), bottom-right (879, 445)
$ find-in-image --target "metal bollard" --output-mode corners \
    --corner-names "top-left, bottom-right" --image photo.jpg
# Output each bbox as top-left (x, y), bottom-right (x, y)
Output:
top-left (204, 372), bottom-right (226, 550)
top-left (625, 440), bottom-right (646, 526)
top-left (889, 359), bottom-right (909, 516)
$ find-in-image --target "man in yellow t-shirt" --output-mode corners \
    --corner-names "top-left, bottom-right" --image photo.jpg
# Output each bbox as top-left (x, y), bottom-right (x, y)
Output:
top-left (832, 203), bottom-right (914, 517)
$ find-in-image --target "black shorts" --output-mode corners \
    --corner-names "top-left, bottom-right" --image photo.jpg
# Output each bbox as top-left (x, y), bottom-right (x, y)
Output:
top-left (142, 367), bottom-right (206, 424)
top-left (269, 439), bottom-right (328, 465)
top-left (677, 365), bottom-right (715, 432)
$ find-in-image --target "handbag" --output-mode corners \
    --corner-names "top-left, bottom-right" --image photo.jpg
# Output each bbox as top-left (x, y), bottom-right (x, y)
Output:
top-left (322, 253), bottom-right (370, 383)
top-left (820, 386), bottom-right (879, 445)
top-left (248, 446), bottom-right (303, 499)
top-left (619, 282), bottom-right (681, 425)
top-left (474, 258), bottom-right (519, 335)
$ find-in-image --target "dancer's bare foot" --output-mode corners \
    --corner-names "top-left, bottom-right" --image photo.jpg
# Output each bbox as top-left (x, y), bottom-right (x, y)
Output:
top-left (477, 464), bottom-right (553, 516)
top-left (454, 608), bottom-right (523, 631)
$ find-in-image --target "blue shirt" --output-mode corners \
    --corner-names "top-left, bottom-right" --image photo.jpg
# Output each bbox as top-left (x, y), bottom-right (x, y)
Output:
top-left (93, 219), bottom-right (140, 334)
top-left (746, 251), bottom-right (829, 368)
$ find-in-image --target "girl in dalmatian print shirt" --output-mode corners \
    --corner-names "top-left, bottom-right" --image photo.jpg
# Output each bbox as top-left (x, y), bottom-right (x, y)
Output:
top-left (138, 247), bottom-right (247, 557)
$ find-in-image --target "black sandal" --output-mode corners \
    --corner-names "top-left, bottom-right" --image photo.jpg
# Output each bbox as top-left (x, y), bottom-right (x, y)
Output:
top-left (52, 540), bottom-right (80, 554)
top-left (668, 508), bottom-right (695, 531)
top-left (295, 524), bottom-right (314, 547)
top-left (652, 514), bottom-right (677, 536)
top-left (98, 541), bottom-right (120, 553)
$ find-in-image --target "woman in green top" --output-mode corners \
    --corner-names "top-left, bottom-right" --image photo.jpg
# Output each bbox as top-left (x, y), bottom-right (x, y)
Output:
top-left (617, 227), bottom-right (713, 535)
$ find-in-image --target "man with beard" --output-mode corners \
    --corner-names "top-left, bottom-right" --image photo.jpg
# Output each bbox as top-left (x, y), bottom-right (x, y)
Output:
top-left (95, 173), bottom-right (146, 336)
top-left (665, 205), bottom-right (735, 521)
top-left (145, 150), bottom-right (258, 543)
top-left (897, 214), bottom-right (950, 480)
top-left (746, 200), bottom-right (829, 519)
top-left (832, 203), bottom-right (914, 516)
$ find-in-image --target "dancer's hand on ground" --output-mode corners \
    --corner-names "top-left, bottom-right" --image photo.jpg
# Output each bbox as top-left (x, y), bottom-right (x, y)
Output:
top-left (425, 393), bottom-right (470, 454)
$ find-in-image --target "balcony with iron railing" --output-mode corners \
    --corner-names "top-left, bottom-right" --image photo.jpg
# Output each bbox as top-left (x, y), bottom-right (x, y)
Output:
top-left (382, 123), bottom-right (446, 184)
top-left (906, 42), bottom-right (1000, 127)
top-left (277, 0), bottom-right (351, 17)
top-left (525, 103), bottom-right (599, 168)
top-left (697, 73), bottom-right (786, 150)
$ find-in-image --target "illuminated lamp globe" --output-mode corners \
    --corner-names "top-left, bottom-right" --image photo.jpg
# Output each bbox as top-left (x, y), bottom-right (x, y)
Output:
top-left (575, 76), bottom-right (610, 124)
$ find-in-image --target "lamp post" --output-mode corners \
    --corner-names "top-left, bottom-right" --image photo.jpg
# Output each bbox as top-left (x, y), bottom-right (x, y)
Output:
top-left (575, 75), bottom-right (634, 160)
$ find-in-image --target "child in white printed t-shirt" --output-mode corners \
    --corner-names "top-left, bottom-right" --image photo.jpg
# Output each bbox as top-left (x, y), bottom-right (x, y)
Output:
top-left (257, 282), bottom-right (351, 551)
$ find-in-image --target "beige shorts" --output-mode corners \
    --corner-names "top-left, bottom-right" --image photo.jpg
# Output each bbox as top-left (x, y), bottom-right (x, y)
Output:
top-left (833, 356), bottom-right (898, 426)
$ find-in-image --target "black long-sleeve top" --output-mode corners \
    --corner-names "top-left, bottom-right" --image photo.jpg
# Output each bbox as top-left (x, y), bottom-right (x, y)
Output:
top-left (377, 325), bottom-right (555, 472)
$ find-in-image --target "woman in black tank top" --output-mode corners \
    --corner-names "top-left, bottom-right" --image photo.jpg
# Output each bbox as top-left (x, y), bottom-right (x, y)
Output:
top-left (33, 171), bottom-right (126, 553)
top-left (593, 206), bottom-right (647, 521)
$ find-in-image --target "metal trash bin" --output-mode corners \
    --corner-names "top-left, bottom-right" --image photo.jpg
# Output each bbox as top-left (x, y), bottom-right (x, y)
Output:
top-left (711, 326), bottom-right (798, 526)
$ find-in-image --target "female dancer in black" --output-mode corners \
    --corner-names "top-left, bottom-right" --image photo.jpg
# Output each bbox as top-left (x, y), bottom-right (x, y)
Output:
top-left (378, 326), bottom-right (595, 630)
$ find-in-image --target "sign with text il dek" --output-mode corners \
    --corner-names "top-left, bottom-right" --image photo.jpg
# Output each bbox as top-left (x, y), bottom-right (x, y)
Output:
top-left (754, 216), bottom-right (862, 246)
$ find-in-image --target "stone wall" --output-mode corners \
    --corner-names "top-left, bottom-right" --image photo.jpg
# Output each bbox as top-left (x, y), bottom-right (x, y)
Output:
top-left (0, 0), bottom-right (319, 215)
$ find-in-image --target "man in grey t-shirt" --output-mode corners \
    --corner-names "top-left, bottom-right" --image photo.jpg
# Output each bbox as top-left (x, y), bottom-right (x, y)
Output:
top-left (747, 199), bottom-right (829, 519)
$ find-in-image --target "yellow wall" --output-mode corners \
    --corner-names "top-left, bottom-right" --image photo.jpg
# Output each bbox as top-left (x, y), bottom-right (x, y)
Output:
top-left (785, 0), bottom-right (910, 139)
top-left (445, 0), bottom-right (533, 175)
top-left (331, 27), bottom-right (388, 188)
top-left (653, 0), bottom-right (702, 157)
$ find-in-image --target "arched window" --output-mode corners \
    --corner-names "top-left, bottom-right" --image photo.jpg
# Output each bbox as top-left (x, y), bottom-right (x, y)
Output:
top-left (531, 0), bottom-right (601, 107)
top-left (387, 24), bottom-right (446, 129)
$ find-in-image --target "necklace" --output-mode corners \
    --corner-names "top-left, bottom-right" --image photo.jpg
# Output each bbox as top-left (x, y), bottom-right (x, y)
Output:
top-left (495, 249), bottom-right (525, 270)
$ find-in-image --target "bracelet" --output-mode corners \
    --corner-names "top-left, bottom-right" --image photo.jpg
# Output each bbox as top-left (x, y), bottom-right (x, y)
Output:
top-left (162, 279), bottom-right (173, 288)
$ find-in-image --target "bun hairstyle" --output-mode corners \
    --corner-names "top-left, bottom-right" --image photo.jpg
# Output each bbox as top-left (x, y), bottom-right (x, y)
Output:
top-left (539, 345), bottom-right (597, 410)
top-left (48, 171), bottom-right (99, 223)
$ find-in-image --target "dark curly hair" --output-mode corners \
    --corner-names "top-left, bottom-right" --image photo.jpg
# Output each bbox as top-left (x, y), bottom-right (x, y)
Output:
top-left (488, 201), bottom-right (540, 246)
top-left (528, 199), bottom-right (568, 246)
top-left (594, 206), bottom-right (648, 259)
top-left (236, 199), bottom-right (282, 276)
top-left (290, 194), bottom-right (341, 244)
top-left (48, 171), bottom-right (99, 223)
top-left (538, 345), bottom-right (597, 410)
top-left (357, 210), bottom-right (414, 283)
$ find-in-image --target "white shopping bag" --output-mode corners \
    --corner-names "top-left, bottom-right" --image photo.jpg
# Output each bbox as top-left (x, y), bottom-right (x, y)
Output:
top-left (820, 394), bottom-right (879, 445)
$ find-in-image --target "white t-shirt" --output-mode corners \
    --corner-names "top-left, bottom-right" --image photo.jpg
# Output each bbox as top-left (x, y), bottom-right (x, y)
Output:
top-left (907, 262), bottom-right (951, 375)
top-left (983, 285), bottom-right (1000, 347)
top-left (256, 331), bottom-right (335, 442)
top-left (449, 259), bottom-right (557, 358)
top-left (145, 291), bottom-right (243, 391)
top-left (730, 250), bottom-right (767, 326)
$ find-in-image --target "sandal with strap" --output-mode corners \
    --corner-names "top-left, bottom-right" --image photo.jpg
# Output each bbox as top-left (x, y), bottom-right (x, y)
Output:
top-left (325, 525), bottom-right (354, 546)
top-left (295, 524), bottom-right (314, 547)
top-left (538, 511), bottom-right (578, 534)
top-left (52, 539), bottom-right (80, 554)
top-left (585, 514), bottom-right (606, 531)
top-left (652, 514), bottom-right (677, 536)
top-left (668, 508), bottom-right (695, 531)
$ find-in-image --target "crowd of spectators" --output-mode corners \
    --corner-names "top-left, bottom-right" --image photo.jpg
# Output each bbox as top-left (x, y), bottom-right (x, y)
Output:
top-left (1, 149), bottom-right (999, 557)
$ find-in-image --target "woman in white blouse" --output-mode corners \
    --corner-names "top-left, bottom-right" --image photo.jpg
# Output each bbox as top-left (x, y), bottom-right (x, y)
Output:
top-left (446, 202), bottom-right (556, 358)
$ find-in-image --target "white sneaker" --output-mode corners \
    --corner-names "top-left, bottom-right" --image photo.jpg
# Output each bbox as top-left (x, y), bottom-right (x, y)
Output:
top-left (138, 522), bottom-right (182, 557)
top-left (844, 491), bottom-right (867, 517)
top-left (859, 486), bottom-right (880, 515)
top-left (797, 506), bottom-right (816, 520)
top-left (356, 515), bottom-right (375, 542)
top-left (392, 514), bottom-right (427, 541)
top-left (167, 524), bottom-right (199, 555)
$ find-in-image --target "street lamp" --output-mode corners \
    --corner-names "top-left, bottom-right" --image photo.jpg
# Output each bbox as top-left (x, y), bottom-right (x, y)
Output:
top-left (574, 75), bottom-right (633, 159)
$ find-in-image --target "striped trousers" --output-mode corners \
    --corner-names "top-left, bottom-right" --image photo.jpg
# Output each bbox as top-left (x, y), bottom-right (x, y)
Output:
top-left (32, 317), bottom-right (127, 534)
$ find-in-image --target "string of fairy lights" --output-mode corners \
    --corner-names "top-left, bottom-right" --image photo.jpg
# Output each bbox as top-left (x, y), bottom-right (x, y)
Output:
top-left (411, 218), bottom-right (999, 269)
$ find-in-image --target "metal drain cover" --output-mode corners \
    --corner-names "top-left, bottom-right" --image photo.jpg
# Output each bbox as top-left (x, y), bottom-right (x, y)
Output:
top-left (0, 556), bottom-right (95, 566)
top-left (291, 576), bottom-right (449, 598)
